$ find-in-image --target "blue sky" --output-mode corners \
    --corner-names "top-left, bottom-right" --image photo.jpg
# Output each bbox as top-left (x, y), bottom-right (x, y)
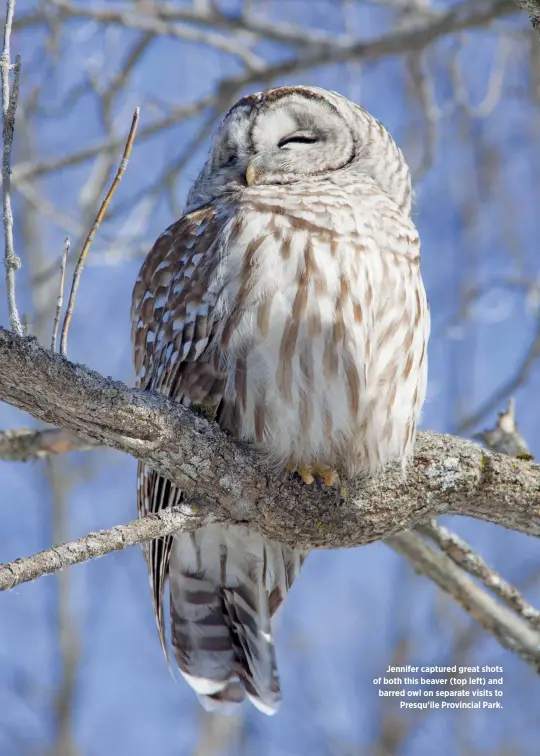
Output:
top-left (1, 1), bottom-right (539, 754)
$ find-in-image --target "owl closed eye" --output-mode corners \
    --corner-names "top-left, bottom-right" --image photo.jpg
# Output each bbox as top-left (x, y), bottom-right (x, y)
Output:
top-left (187, 85), bottom-right (412, 216)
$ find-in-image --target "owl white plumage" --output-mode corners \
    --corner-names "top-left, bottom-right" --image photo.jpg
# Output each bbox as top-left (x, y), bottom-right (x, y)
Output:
top-left (132, 86), bottom-right (429, 715)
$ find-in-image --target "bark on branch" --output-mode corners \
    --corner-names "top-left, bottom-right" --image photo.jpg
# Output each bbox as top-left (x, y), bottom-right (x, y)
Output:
top-left (1, 327), bottom-right (539, 551)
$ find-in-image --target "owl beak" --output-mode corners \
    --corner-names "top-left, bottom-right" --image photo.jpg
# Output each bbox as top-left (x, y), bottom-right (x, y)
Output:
top-left (245, 161), bottom-right (259, 186)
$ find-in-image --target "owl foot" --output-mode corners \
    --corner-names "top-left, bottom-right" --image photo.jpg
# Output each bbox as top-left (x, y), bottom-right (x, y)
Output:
top-left (285, 462), bottom-right (338, 487)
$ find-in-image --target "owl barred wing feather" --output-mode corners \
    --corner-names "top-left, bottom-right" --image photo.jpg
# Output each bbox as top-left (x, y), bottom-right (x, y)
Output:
top-left (132, 207), bottom-right (306, 714)
top-left (132, 207), bottom-right (223, 661)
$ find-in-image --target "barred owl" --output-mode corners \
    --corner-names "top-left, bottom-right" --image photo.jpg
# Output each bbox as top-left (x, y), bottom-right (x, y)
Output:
top-left (131, 86), bottom-right (429, 715)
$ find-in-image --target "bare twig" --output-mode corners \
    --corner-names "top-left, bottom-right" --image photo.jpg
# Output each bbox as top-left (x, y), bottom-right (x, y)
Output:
top-left (98, 33), bottom-right (153, 124)
top-left (416, 519), bottom-right (540, 631)
top-left (403, 52), bottom-right (439, 178)
top-left (51, 236), bottom-right (69, 352)
top-left (387, 532), bottom-right (540, 671)
top-left (452, 37), bottom-right (511, 117)
top-left (19, 0), bottom-right (531, 48)
top-left (1, 0), bottom-right (23, 336)
top-left (17, 0), bottom-right (364, 48)
top-left (59, 108), bottom-right (139, 356)
top-left (0, 505), bottom-right (206, 592)
top-left (474, 396), bottom-right (532, 457)
top-left (14, 179), bottom-right (82, 235)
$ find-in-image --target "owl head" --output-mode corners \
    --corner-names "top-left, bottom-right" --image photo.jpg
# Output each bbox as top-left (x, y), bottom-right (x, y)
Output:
top-left (186, 86), bottom-right (411, 216)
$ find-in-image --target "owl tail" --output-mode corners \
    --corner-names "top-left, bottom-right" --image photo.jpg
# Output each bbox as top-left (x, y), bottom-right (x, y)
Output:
top-left (168, 524), bottom-right (305, 716)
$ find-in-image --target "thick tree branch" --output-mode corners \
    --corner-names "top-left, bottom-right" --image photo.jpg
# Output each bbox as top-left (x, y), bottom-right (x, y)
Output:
top-left (33, 0), bottom-right (264, 69)
top-left (1, 327), bottom-right (539, 551)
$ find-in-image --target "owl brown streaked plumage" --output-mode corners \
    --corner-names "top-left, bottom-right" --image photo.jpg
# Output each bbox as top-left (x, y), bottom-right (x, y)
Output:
top-left (131, 85), bottom-right (430, 715)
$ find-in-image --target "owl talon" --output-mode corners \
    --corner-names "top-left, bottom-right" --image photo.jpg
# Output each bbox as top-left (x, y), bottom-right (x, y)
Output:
top-left (297, 465), bottom-right (315, 485)
top-left (285, 460), bottom-right (314, 483)
top-left (321, 469), bottom-right (338, 487)
top-left (309, 463), bottom-right (338, 487)
top-left (286, 462), bottom-right (338, 488)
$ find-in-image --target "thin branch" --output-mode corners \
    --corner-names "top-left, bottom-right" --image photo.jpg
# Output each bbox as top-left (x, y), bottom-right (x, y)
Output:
top-left (11, 0), bottom-right (519, 186)
top-left (473, 395), bottom-right (532, 457)
top-left (251, 0), bottom-right (517, 86)
top-left (403, 52), bottom-right (439, 179)
top-left (452, 36), bottom-right (511, 117)
top-left (0, 506), bottom-right (204, 592)
top-left (416, 520), bottom-right (540, 631)
top-left (19, 0), bottom-right (532, 48)
top-left (17, 0), bottom-right (365, 48)
top-left (59, 108), bottom-right (139, 356)
top-left (47, 0), bottom-right (264, 70)
top-left (14, 178), bottom-right (82, 236)
top-left (51, 236), bottom-right (69, 352)
top-left (104, 85), bottom-right (241, 224)
top-left (98, 33), bottom-right (153, 124)
top-left (387, 532), bottom-right (540, 671)
top-left (1, 328), bottom-right (540, 551)
top-left (0, 427), bottom-right (96, 461)
top-left (13, 95), bottom-right (214, 183)
top-left (1, 0), bottom-right (23, 336)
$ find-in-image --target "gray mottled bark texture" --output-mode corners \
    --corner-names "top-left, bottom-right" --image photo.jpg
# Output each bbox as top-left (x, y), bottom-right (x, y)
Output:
top-left (1, 327), bottom-right (539, 551)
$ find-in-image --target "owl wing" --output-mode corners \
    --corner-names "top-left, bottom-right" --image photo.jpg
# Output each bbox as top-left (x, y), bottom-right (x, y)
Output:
top-left (133, 203), bottom-right (308, 713)
top-left (131, 205), bottom-right (227, 656)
